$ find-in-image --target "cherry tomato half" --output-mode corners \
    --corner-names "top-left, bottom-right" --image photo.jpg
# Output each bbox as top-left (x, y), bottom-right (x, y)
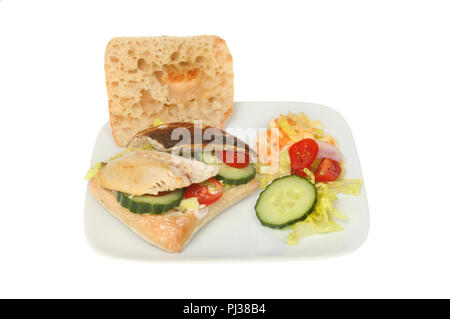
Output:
top-left (216, 150), bottom-right (250, 169)
top-left (315, 158), bottom-right (342, 183)
top-left (184, 177), bottom-right (223, 206)
top-left (289, 138), bottom-right (319, 176)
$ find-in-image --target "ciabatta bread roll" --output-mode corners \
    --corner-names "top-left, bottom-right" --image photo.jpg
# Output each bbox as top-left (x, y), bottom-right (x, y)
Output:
top-left (105, 36), bottom-right (234, 147)
top-left (88, 128), bottom-right (259, 253)
top-left (90, 177), bottom-right (259, 253)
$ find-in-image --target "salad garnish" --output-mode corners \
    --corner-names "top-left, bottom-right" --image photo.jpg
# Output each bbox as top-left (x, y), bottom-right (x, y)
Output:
top-left (255, 112), bottom-right (362, 244)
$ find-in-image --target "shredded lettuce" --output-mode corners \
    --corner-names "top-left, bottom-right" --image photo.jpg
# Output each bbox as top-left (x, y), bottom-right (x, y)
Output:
top-left (107, 147), bottom-right (135, 161)
top-left (256, 149), bottom-right (291, 189)
top-left (153, 118), bottom-right (165, 126)
top-left (257, 164), bottom-right (278, 175)
top-left (324, 179), bottom-right (362, 195)
top-left (257, 173), bottom-right (279, 189)
top-left (141, 143), bottom-right (153, 151)
top-left (278, 116), bottom-right (299, 140)
top-left (257, 111), bottom-right (363, 245)
top-left (178, 197), bottom-right (200, 211)
top-left (286, 178), bottom-right (361, 245)
top-left (303, 168), bottom-right (315, 184)
top-left (83, 162), bottom-right (104, 180)
top-left (222, 183), bottom-right (237, 192)
top-left (312, 128), bottom-right (325, 139)
top-left (278, 149), bottom-right (291, 177)
top-left (287, 218), bottom-right (343, 245)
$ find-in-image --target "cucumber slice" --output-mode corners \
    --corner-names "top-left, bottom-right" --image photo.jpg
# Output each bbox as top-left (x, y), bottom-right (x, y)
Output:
top-left (255, 175), bottom-right (317, 229)
top-left (197, 150), bottom-right (255, 185)
top-left (117, 189), bottom-right (184, 214)
top-left (216, 163), bottom-right (256, 185)
top-left (198, 150), bottom-right (222, 164)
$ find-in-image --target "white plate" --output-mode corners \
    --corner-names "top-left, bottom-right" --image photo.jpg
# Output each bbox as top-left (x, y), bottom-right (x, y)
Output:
top-left (84, 102), bottom-right (369, 261)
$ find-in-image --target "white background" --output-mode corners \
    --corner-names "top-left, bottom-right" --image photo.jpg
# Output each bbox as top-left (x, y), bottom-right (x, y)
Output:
top-left (1, 0), bottom-right (449, 298)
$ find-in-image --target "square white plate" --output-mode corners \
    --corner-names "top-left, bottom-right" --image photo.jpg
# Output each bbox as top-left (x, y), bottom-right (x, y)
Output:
top-left (84, 101), bottom-right (369, 261)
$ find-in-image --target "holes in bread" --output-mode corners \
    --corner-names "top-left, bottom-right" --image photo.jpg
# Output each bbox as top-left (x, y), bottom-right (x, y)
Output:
top-left (178, 61), bottom-right (192, 68)
top-left (110, 114), bottom-right (125, 126)
top-left (162, 65), bottom-right (202, 102)
top-left (195, 56), bottom-right (206, 64)
top-left (153, 71), bottom-right (166, 86)
top-left (120, 97), bottom-right (132, 107)
top-left (127, 81), bottom-right (138, 88)
top-left (152, 63), bottom-right (204, 101)
top-left (131, 100), bottom-right (143, 115)
top-left (139, 89), bottom-right (158, 113)
top-left (187, 68), bottom-right (200, 81)
top-left (168, 70), bottom-right (185, 82)
top-left (163, 103), bottom-right (179, 117)
top-left (168, 68), bottom-right (201, 99)
top-left (137, 58), bottom-right (149, 71)
top-left (164, 67), bottom-right (200, 83)
top-left (170, 51), bottom-right (180, 61)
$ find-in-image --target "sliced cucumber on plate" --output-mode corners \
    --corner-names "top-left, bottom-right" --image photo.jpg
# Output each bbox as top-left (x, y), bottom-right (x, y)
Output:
top-left (197, 150), bottom-right (221, 164)
top-left (117, 189), bottom-right (184, 214)
top-left (216, 163), bottom-right (256, 185)
top-left (198, 150), bottom-right (256, 186)
top-left (255, 175), bottom-right (317, 229)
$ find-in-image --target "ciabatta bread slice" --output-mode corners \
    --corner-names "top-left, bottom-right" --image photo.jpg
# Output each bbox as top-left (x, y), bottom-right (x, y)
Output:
top-left (105, 36), bottom-right (234, 147)
top-left (89, 177), bottom-right (259, 253)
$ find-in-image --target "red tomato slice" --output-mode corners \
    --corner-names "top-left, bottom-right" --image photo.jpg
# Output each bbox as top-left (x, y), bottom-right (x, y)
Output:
top-left (184, 177), bottom-right (223, 206)
top-left (184, 183), bottom-right (208, 200)
top-left (289, 139), bottom-right (319, 174)
top-left (216, 150), bottom-right (250, 169)
top-left (315, 158), bottom-right (342, 182)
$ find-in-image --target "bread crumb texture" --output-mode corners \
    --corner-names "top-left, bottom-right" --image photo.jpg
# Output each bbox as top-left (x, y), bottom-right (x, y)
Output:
top-left (105, 36), bottom-right (234, 147)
